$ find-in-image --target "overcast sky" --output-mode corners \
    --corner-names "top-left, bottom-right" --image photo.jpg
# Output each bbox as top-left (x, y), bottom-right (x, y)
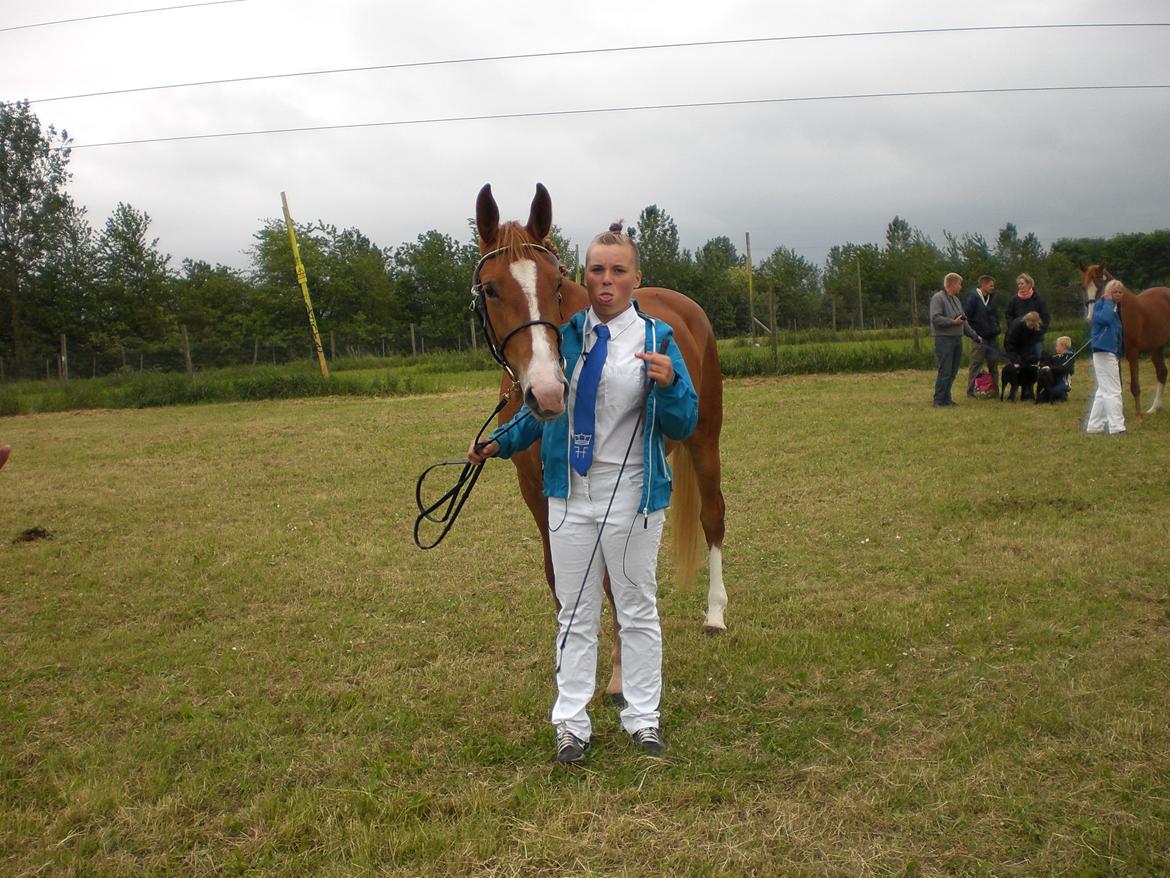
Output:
top-left (4, 0), bottom-right (1169, 274)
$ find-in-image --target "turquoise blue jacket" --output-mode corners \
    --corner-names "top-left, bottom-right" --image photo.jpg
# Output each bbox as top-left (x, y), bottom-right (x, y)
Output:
top-left (489, 302), bottom-right (699, 515)
top-left (1090, 297), bottom-right (1123, 356)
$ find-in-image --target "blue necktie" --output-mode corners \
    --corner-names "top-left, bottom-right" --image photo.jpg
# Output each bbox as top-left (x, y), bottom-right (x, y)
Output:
top-left (571, 323), bottom-right (610, 476)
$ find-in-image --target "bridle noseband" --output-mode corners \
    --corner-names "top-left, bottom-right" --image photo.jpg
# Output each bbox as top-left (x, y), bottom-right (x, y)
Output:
top-left (470, 242), bottom-right (565, 381)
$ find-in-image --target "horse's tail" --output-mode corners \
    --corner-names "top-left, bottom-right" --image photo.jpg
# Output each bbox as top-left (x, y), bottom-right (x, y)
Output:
top-left (670, 443), bottom-right (704, 589)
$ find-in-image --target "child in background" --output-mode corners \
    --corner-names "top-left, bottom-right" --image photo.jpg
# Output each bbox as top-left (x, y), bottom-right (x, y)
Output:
top-left (1036, 336), bottom-right (1075, 403)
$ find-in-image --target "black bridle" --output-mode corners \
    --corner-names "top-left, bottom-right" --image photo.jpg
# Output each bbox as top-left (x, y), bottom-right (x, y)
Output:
top-left (414, 242), bottom-right (567, 550)
top-left (470, 242), bottom-right (565, 382)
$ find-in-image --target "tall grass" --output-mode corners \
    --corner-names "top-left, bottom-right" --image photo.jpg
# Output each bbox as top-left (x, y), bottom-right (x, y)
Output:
top-left (2, 373), bottom-right (1167, 876)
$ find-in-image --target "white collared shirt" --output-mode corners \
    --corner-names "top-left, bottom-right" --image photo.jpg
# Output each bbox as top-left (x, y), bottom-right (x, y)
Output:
top-left (569, 304), bottom-right (647, 468)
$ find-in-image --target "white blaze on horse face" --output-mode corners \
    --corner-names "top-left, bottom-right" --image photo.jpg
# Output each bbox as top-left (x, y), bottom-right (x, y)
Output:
top-left (1085, 280), bottom-right (1099, 322)
top-left (509, 259), bottom-right (565, 415)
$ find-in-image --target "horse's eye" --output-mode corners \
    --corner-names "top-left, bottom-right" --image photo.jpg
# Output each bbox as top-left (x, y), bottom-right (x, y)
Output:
top-left (483, 282), bottom-right (499, 300)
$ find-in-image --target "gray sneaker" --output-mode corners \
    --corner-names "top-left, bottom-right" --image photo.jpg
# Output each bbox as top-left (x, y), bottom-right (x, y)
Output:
top-left (631, 726), bottom-right (666, 756)
top-left (555, 725), bottom-right (590, 765)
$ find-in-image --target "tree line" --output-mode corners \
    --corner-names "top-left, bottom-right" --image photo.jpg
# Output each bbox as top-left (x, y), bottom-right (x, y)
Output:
top-left (4, 100), bottom-right (1168, 380)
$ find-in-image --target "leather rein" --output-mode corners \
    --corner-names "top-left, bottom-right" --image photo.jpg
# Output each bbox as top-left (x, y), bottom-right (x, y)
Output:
top-left (414, 242), bottom-right (566, 550)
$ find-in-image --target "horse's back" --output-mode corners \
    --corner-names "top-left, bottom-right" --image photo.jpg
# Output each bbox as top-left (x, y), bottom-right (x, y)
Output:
top-left (629, 287), bottom-right (721, 408)
top-left (1125, 287), bottom-right (1170, 349)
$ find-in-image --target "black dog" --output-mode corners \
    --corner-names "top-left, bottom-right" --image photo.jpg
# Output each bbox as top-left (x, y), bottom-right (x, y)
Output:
top-left (1001, 361), bottom-right (1037, 401)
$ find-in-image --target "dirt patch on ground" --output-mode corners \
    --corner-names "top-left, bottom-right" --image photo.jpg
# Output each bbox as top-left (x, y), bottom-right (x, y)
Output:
top-left (12, 527), bottom-right (52, 543)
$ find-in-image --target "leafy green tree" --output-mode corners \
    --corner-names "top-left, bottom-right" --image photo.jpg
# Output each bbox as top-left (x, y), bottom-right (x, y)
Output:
top-left (632, 205), bottom-right (687, 291)
top-left (172, 259), bottom-right (254, 366)
top-left (879, 216), bottom-right (945, 327)
top-left (248, 219), bottom-right (332, 361)
top-left (689, 236), bottom-right (745, 335)
top-left (824, 243), bottom-right (881, 330)
top-left (94, 203), bottom-right (174, 365)
top-left (391, 230), bottom-right (478, 351)
top-left (757, 246), bottom-right (822, 330)
top-left (0, 100), bottom-right (75, 373)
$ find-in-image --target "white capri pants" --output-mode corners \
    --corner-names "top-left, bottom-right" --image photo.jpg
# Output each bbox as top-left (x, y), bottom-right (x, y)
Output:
top-left (1085, 351), bottom-right (1126, 434)
top-left (548, 461), bottom-right (665, 740)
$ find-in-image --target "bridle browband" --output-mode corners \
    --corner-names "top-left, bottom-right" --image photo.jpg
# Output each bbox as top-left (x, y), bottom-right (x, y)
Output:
top-left (470, 242), bottom-right (565, 382)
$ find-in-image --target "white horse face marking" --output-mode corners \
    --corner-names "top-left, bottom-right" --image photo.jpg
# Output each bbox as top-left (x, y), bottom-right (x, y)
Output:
top-left (509, 259), bottom-right (565, 417)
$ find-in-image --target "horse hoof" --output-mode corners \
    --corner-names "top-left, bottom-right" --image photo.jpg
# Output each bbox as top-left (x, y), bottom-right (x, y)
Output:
top-left (704, 624), bottom-right (726, 636)
top-left (608, 693), bottom-right (627, 708)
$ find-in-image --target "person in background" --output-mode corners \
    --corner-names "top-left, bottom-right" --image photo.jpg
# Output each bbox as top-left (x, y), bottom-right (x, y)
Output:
top-left (963, 275), bottom-right (1000, 398)
top-left (469, 222), bottom-right (698, 764)
top-left (1085, 280), bottom-right (1126, 435)
top-left (1036, 336), bottom-right (1076, 403)
top-left (1004, 273), bottom-right (1050, 363)
top-left (1003, 311), bottom-right (1046, 401)
top-left (929, 272), bottom-right (982, 407)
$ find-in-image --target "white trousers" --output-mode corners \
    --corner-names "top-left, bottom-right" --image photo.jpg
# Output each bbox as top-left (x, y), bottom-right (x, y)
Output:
top-left (1085, 352), bottom-right (1126, 434)
top-left (548, 462), bottom-right (665, 740)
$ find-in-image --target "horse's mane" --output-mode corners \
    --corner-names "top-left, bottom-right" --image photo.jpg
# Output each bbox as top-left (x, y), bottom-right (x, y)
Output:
top-left (485, 221), bottom-right (564, 272)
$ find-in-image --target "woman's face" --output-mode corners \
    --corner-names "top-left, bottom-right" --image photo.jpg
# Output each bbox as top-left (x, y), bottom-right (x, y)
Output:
top-left (585, 242), bottom-right (641, 321)
top-left (1016, 278), bottom-right (1032, 295)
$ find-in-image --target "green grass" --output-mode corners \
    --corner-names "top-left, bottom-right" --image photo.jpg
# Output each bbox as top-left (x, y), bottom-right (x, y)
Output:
top-left (2, 372), bottom-right (1168, 876)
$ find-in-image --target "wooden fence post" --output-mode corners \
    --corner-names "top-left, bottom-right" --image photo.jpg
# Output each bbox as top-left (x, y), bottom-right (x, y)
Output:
top-left (181, 324), bottom-right (194, 378)
top-left (59, 334), bottom-right (69, 382)
top-left (769, 286), bottom-right (779, 369)
top-left (910, 278), bottom-right (920, 352)
top-left (410, 324), bottom-right (417, 356)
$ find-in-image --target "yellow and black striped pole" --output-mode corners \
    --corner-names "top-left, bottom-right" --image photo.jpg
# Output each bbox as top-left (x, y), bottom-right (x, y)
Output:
top-left (281, 191), bottom-right (329, 380)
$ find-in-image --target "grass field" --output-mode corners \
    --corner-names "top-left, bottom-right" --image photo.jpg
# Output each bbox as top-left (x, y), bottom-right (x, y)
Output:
top-left (2, 370), bottom-right (1169, 876)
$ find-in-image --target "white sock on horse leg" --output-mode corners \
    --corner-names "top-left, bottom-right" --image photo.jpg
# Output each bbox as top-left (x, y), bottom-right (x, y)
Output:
top-left (1146, 381), bottom-right (1165, 414)
top-left (704, 546), bottom-right (727, 631)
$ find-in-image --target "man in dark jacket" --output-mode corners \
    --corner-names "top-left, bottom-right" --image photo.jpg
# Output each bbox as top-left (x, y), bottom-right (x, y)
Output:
top-left (963, 275), bottom-right (1000, 397)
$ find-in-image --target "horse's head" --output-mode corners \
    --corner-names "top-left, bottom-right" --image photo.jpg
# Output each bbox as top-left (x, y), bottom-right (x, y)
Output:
top-left (472, 183), bottom-right (569, 420)
top-left (1077, 259), bottom-right (1113, 319)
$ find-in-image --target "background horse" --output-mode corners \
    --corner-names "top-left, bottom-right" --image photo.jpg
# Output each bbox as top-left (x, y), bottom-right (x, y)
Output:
top-left (472, 182), bottom-right (727, 705)
top-left (1078, 261), bottom-right (1170, 420)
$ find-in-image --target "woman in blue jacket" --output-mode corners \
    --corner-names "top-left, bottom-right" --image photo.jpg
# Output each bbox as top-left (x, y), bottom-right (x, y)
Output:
top-left (1085, 279), bottom-right (1126, 434)
top-left (470, 223), bottom-right (698, 764)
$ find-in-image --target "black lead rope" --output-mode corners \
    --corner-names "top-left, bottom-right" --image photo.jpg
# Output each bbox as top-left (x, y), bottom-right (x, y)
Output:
top-left (413, 388), bottom-right (531, 550)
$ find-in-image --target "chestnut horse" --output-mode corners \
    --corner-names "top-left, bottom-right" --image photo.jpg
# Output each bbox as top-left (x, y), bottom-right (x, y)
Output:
top-left (1078, 261), bottom-right (1170, 420)
top-left (472, 182), bottom-right (727, 704)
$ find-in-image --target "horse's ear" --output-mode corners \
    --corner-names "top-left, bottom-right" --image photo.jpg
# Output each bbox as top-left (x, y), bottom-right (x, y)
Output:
top-left (476, 183), bottom-right (499, 247)
top-left (526, 182), bottom-right (553, 242)
top-left (1100, 259), bottom-right (1109, 276)
top-left (1076, 259), bottom-right (1086, 271)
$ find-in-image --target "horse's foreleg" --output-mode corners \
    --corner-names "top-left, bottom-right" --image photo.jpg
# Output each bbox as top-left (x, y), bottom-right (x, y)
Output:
top-left (1128, 353), bottom-right (1143, 425)
top-left (513, 448), bottom-right (555, 598)
top-left (1146, 349), bottom-right (1167, 415)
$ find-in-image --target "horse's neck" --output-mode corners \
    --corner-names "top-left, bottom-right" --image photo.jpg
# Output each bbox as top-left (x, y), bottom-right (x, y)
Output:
top-left (560, 281), bottom-right (590, 320)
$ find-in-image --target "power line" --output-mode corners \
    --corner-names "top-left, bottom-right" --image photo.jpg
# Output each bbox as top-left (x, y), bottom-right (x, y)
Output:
top-left (0, 0), bottom-right (246, 33)
top-left (24, 21), bottom-right (1170, 104)
top-left (65, 83), bottom-right (1170, 150)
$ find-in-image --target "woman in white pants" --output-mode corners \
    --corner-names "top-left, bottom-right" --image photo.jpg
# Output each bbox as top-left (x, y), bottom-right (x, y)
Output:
top-left (1085, 280), bottom-right (1126, 435)
top-left (471, 224), bottom-right (699, 764)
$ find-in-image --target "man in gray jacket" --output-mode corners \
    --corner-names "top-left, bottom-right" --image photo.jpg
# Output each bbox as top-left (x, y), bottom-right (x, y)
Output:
top-left (929, 272), bottom-right (982, 407)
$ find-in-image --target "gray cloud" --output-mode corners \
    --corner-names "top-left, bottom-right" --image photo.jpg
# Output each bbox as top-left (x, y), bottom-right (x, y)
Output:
top-left (5, 0), bottom-right (1168, 272)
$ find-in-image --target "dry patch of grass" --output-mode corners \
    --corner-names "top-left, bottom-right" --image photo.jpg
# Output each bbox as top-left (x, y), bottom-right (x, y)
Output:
top-left (2, 372), bottom-right (1169, 876)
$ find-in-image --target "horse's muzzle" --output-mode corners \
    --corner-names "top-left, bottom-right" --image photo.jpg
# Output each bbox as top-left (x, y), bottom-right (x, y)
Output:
top-left (524, 378), bottom-right (569, 421)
